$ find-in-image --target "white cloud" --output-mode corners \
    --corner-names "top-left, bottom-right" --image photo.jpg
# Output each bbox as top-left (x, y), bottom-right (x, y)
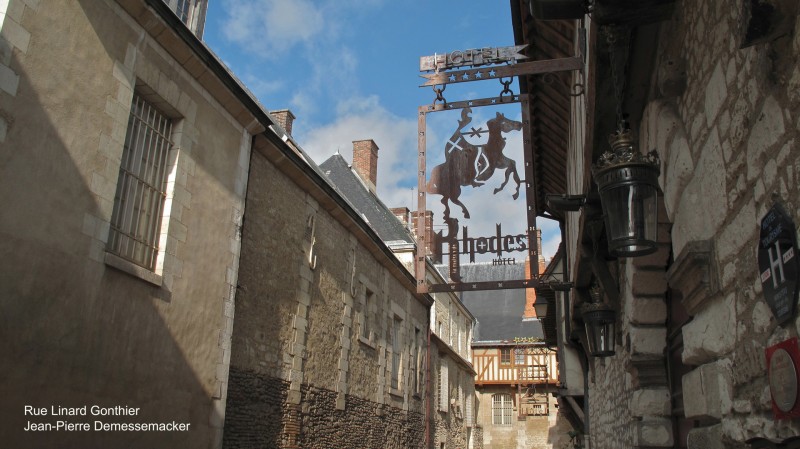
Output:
top-left (297, 95), bottom-right (418, 207)
top-left (289, 91), bottom-right (316, 122)
top-left (221, 0), bottom-right (325, 58)
top-left (241, 75), bottom-right (284, 98)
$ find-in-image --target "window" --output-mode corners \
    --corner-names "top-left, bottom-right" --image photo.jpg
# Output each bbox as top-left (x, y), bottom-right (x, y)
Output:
top-left (162, 0), bottom-right (207, 37)
top-left (500, 348), bottom-right (512, 365)
top-left (412, 328), bottom-right (421, 395)
top-left (465, 388), bottom-right (475, 426)
top-left (438, 361), bottom-right (448, 411)
top-left (456, 312), bottom-right (462, 354)
top-left (515, 348), bottom-right (525, 366)
top-left (391, 317), bottom-right (402, 390)
top-left (164, 0), bottom-right (194, 26)
top-left (360, 288), bottom-right (374, 341)
top-left (108, 93), bottom-right (173, 270)
top-left (449, 314), bottom-right (454, 345)
top-left (492, 393), bottom-right (513, 426)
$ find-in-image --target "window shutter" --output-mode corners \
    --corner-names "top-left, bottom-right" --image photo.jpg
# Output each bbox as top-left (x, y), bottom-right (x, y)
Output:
top-left (439, 361), bottom-right (449, 411)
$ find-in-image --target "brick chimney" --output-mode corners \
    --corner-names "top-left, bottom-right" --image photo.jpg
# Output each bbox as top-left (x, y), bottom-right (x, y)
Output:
top-left (271, 109), bottom-right (296, 136)
top-left (390, 207), bottom-right (410, 228)
top-left (352, 139), bottom-right (379, 193)
top-left (411, 210), bottom-right (440, 264)
top-left (523, 230), bottom-right (545, 319)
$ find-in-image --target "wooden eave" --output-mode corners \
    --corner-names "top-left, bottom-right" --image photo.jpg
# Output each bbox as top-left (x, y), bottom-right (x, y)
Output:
top-left (511, 0), bottom-right (576, 218)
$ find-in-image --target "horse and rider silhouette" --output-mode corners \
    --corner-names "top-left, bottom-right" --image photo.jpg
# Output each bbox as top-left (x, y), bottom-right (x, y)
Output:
top-left (427, 107), bottom-right (523, 220)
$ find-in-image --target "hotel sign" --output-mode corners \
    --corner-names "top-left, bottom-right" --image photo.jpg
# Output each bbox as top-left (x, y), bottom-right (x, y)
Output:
top-left (758, 203), bottom-right (799, 324)
top-left (414, 43), bottom-right (583, 294)
top-left (419, 45), bottom-right (528, 72)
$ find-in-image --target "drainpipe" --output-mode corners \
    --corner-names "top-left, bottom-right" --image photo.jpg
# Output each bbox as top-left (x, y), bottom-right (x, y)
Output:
top-left (425, 308), bottom-right (432, 449)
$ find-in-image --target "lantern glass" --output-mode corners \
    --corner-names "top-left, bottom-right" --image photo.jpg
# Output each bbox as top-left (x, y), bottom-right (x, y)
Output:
top-left (582, 305), bottom-right (616, 357)
top-left (596, 164), bottom-right (660, 257)
top-left (585, 317), bottom-right (616, 357)
top-left (534, 298), bottom-right (549, 318)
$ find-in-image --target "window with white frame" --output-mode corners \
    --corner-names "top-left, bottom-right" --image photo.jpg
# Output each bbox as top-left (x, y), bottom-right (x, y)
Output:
top-left (492, 393), bottom-right (513, 426)
top-left (108, 93), bottom-right (173, 270)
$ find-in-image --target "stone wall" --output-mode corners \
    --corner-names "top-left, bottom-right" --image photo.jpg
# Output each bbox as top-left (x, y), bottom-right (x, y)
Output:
top-left (430, 345), bottom-right (474, 449)
top-left (647, 1), bottom-right (800, 447)
top-left (224, 137), bottom-right (429, 447)
top-left (586, 0), bottom-right (800, 448)
top-left (224, 369), bottom-right (426, 449)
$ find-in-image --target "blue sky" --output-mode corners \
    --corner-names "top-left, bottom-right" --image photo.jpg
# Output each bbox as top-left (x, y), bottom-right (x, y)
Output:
top-left (203, 0), bottom-right (561, 262)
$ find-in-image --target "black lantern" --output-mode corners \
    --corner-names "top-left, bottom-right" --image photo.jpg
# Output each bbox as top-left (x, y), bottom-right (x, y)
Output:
top-left (582, 302), bottom-right (616, 357)
top-left (592, 126), bottom-right (660, 257)
top-left (581, 286), bottom-right (616, 357)
top-left (534, 296), bottom-right (549, 318)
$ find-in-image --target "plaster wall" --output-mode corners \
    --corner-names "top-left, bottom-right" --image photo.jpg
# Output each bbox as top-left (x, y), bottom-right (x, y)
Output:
top-left (0, 1), bottom-right (252, 447)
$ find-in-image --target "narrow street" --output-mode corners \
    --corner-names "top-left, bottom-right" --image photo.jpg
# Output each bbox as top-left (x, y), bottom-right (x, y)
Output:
top-left (2, 1), bottom-right (799, 448)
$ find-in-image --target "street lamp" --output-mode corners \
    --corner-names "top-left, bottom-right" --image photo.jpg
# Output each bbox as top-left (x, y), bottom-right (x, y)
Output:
top-left (534, 296), bottom-right (549, 318)
top-left (592, 125), bottom-right (661, 257)
top-left (581, 285), bottom-right (616, 357)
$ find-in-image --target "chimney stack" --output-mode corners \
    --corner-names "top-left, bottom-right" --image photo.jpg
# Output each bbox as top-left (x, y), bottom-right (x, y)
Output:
top-left (271, 109), bottom-right (296, 136)
top-left (411, 210), bottom-right (439, 264)
top-left (523, 230), bottom-right (546, 319)
top-left (390, 207), bottom-right (410, 228)
top-left (352, 139), bottom-right (379, 193)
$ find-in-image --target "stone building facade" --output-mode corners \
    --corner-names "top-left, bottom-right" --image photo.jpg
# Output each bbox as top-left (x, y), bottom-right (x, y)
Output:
top-left (0, 0), bottom-right (266, 447)
top-left (459, 262), bottom-right (569, 449)
top-left (429, 277), bottom-right (477, 449)
top-left (512, 0), bottom-right (800, 448)
top-left (222, 131), bottom-right (446, 447)
top-left (317, 139), bottom-right (478, 449)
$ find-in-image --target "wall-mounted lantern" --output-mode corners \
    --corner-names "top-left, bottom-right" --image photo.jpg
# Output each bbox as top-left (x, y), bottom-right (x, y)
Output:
top-left (534, 296), bottom-right (550, 318)
top-left (589, 26), bottom-right (662, 257)
top-left (581, 285), bottom-right (616, 357)
top-left (592, 125), bottom-right (660, 257)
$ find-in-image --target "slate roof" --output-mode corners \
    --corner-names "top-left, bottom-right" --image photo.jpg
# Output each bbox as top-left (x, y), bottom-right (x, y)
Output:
top-left (319, 154), bottom-right (415, 245)
top-left (437, 262), bottom-right (544, 344)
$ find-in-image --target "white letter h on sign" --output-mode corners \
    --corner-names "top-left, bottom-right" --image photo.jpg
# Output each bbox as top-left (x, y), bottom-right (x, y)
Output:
top-left (769, 241), bottom-right (786, 289)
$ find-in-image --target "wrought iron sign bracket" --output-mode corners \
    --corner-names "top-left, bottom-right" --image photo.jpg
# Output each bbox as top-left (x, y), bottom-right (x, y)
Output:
top-left (420, 57), bottom-right (583, 87)
top-left (415, 47), bottom-right (584, 294)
